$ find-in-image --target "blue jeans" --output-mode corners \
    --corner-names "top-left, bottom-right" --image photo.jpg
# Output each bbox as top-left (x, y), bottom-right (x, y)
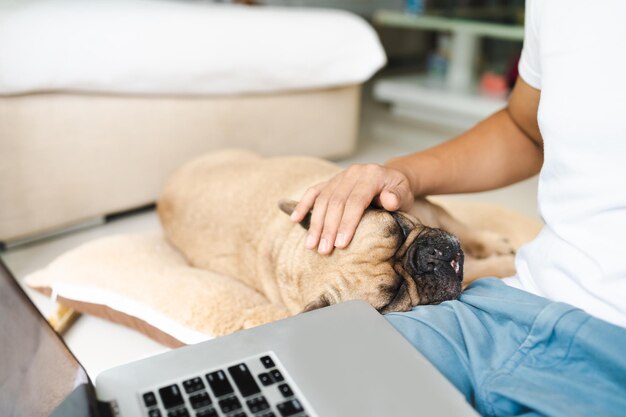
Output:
top-left (385, 278), bottom-right (626, 417)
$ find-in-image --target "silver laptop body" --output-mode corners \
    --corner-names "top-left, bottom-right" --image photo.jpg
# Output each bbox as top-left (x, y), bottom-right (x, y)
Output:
top-left (97, 300), bottom-right (478, 417)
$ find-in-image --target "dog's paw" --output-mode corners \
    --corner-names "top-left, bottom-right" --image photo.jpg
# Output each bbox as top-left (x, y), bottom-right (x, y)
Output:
top-left (463, 230), bottom-right (515, 259)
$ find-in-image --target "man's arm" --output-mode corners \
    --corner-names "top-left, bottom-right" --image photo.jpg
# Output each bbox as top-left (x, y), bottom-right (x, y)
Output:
top-left (386, 77), bottom-right (543, 196)
top-left (292, 77), bottom-right (543, 255)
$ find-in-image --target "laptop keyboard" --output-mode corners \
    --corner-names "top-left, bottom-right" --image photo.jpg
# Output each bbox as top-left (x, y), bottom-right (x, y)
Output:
top-left (140, 352), bottom-right (310, 417)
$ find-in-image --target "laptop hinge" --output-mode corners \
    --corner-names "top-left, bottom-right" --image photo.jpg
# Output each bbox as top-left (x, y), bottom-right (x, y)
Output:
top-left (97, 400), bottom-right (119, 417)
top-left (48, 383), bottom-right (103, 417)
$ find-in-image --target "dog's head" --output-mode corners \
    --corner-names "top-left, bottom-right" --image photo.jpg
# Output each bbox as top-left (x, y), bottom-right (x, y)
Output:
top-left (278, 200), bottom-right (464, 314)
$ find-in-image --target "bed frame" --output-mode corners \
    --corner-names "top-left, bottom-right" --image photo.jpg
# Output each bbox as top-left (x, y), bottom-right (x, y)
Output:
top-left (0, 85), bottom-right (361, 243)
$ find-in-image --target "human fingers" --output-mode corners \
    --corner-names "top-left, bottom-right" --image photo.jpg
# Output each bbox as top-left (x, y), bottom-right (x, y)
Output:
top-left (297, 164), bottom-right (413, 252)
top-left (333, 181), bottom-right (381, 249)
top-left (373, 170), bottom-right (414, 212)
top-left (377, 190), bottom-right (401, 211)
top-left (291, 182), bottom-right (325, 223)
top-left (304, 177), bottom-right (343, 250)
top-left (316, 174), bottom-right (362, 254)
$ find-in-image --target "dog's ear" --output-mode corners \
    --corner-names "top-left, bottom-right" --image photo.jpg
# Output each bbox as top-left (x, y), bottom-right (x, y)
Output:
top-left (278, 199), bottom-right (311, 230)
top-left (301, 295), bottom-right (330, 313)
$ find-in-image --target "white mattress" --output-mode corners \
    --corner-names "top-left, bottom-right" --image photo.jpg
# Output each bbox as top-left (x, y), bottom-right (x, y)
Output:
top-left (0, 0), bottom-right (386, 95)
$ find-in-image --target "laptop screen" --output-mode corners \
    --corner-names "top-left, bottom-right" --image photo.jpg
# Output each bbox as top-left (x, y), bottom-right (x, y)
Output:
top-left (0, 259), bottom-right (95, 417)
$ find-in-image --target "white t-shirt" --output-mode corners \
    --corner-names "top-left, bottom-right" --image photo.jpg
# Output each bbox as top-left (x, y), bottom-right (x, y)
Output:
top-left (505, 0), bottom-right (626, 328)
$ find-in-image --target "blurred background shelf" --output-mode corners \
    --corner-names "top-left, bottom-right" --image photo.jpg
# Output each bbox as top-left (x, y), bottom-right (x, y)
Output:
top-left (374, 74), bottom-right (506, 130)
top-left (373, 9), bottom-right (524, 40)
top-left (372, 9), bottom-right (524, 129)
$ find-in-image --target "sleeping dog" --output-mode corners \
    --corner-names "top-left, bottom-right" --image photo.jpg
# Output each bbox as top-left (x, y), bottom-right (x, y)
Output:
top-left (158, 150), bottom-right (514, 318)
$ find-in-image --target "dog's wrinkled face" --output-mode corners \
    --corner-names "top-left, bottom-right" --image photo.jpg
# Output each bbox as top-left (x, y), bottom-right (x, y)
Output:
top-left (278, 200), bottom-right (464, 314)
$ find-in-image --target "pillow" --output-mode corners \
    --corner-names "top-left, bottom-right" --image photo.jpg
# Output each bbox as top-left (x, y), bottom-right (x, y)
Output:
top-left (25, 233), bottom-right (289, 347)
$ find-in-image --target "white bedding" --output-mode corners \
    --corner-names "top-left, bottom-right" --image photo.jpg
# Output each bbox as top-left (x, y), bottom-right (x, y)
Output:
top-left (0, 0), bottom-right (386, 95)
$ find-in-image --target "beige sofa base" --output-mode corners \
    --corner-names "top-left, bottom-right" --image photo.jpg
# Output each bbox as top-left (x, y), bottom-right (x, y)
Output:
top-left (0, 85), bottom-right (360, 243)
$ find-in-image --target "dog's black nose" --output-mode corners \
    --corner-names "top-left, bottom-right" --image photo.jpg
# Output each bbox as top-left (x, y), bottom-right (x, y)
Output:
top-left (405, 228), bottom-right (464, 282)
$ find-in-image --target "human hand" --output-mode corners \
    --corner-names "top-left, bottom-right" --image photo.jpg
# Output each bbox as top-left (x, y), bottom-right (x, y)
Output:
top-left (290, 164), bottom-right (414, 255)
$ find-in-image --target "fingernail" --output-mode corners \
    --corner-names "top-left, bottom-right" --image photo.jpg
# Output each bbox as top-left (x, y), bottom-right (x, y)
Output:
top-left (305, 234), bottom-right (316, 249)
top-left (319, 238), bottom-right (329, 253)
top-left (335, 233), bottom-right (347, 247)
top-left (290, 211), bottom-right (299, 221)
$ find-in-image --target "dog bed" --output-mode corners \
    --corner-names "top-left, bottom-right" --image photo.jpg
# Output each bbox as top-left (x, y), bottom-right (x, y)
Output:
top-left (25, 201), bottom-right (542, 347)
top-left (26, 232), bottom-right (292, 347)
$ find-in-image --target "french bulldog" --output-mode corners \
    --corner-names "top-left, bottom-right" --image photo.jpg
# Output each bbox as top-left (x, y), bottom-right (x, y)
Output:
top-left (158, 150), bottom-right (514, 322)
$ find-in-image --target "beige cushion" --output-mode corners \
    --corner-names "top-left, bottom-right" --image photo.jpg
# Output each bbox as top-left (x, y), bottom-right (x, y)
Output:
top-left (25, 233), bottom-right (289, 347)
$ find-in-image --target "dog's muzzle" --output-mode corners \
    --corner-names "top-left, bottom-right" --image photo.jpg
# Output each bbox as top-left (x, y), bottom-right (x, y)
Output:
top-left (404, 228), bottom-right (464, 283)
top-left (390, 225), bottom-right (464, 306)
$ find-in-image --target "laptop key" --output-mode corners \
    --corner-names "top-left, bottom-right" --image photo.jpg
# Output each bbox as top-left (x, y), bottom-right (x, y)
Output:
top-left (277, 383), bottom-right (293, 398)
top-left (269, 369), bottom-right (284, 383)
top-left (143, 392), bottom-right (158, 408)
top-left (218, 396), bottom-right (242, 414)
top-left (260, 355), bottom-right (275, 369)
top-left (159, 384), bottom-right (185, 409)
top-left (189, 392), bottom-right (212, 410)
top-left (148, 409), bottom-right (162, 417)
top-left (167, 408), bottom-right (190, 417)
top-left (277, 399), bottom-right (304, 417)
top-left (183, 377), bottom-right (205, 394)
top-left (206, 370), bottom-right (234, 397)
top-left (228, 363), bottom-right (261, 397)
top-left (259, 413), bottom-right (276, 417)
top-left (231, 413), bottom-right (247, 417)
top-left (195, 407), bottom-right (218, 417)
top-left (246, 396), bottom-right (270, 413)
top-left (257, 372), bottom-right (273, 386)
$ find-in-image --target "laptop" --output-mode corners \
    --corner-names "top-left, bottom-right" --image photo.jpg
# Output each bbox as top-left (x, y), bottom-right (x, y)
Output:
top-left (0, 258), bottom-right (478, 417)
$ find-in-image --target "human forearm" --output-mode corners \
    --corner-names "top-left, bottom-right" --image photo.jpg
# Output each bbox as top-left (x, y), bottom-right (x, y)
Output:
top-left (385, 108), bottom-right (544, 196)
